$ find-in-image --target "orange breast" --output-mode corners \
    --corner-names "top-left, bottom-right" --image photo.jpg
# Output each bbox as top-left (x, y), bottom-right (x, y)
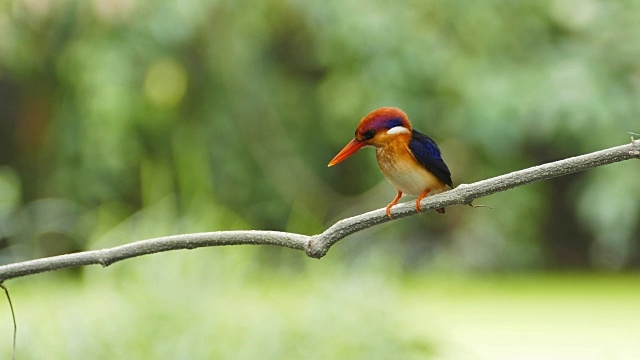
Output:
top-left (375, 139), bottom-right (446, 197)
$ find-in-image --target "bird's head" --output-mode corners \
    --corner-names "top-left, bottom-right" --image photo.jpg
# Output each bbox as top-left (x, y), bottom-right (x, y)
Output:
top-left (328, 107), bottom-right (412, 166)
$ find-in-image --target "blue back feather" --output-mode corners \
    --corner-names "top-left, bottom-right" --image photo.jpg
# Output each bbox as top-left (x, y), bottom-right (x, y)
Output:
top-left (408, 130), bottom-right (453, 187)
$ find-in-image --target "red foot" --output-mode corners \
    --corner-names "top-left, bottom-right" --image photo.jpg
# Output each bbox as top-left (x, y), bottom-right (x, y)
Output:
top-left (415, 189), bottom-right (432, 213)
top-left (386, 191), bottom-right (403, 219)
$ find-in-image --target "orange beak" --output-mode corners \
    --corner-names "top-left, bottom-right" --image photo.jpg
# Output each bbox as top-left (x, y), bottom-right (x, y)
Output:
top-left (328, 138), bottom-right (366, 167)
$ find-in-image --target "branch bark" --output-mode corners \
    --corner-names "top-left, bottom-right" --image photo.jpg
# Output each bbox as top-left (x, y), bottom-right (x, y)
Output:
top-left (1, 140), bottom-right (638, 282)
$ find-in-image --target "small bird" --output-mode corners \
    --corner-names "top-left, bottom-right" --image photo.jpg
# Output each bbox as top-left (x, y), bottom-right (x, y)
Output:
top-left (328, 107), bottom-right (453, 219)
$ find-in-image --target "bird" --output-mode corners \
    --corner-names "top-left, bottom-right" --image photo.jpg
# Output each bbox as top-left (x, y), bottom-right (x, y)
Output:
top-left (328, 107), bottom-right (453, 219)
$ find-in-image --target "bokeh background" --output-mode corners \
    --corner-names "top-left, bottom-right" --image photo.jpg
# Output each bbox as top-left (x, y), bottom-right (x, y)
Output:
top-left (1, 0), bottom-right (639, 358)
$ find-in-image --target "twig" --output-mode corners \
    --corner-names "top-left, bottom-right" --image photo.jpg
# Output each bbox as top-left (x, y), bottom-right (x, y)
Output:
top-left (0, 140), bottom-right (637, 281)
top-left (1, 283), bottom-right (16, 360)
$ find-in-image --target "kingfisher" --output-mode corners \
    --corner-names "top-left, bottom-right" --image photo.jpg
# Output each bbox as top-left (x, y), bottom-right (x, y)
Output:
top-left (328, 107), bottom-right (453, 219)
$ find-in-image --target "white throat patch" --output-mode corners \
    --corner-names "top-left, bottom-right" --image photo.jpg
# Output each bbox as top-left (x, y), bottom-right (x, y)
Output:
top-left (386, 126), bottom-right (411, 135)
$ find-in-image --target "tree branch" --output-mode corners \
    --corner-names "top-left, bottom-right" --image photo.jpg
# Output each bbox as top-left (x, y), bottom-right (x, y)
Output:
top-left (1, 140), bottom-right (638, 282)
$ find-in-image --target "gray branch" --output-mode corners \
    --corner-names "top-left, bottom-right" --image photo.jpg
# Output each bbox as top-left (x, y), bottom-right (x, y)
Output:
top-left (1, 140), bottom-right (638, 282)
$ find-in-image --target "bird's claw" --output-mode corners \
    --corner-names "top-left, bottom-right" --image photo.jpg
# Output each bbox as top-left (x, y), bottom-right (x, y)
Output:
top-left (385, 204), bottom-right (394, 220)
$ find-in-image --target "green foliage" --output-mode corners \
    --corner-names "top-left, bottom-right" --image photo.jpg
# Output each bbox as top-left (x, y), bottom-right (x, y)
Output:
top-left (0, 0), bottom-right (640, 269)
top-left (1, 0), bottom-right (640, 357)
top-left (2, 0), bottom-right (638, 270)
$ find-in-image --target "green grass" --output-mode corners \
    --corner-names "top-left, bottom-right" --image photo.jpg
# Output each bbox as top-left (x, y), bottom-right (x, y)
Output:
top-left (0, 250), bottom-right (638, 359)
top-left (400, 274), bottom-right (640, 360)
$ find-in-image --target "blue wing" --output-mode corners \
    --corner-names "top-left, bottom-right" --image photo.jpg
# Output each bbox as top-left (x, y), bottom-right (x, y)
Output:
top-left (408, 130), bottom-right (453, 188)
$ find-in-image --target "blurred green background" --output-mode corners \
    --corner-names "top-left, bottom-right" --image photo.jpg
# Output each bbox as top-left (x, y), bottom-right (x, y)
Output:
top-left (1, 0), bottom-right (639, 358)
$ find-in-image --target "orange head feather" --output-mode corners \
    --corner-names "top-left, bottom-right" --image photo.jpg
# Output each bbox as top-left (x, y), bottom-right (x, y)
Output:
top-left (328, 107), bottom-right (413, 166)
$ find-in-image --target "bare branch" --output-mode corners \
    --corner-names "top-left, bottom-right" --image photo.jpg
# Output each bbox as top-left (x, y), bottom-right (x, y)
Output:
top-left (0, 140), bottom-right (638, 281)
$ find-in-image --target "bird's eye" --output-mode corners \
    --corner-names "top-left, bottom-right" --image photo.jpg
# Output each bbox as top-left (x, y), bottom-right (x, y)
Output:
top-left (362, 130), bottom-right (375, 140)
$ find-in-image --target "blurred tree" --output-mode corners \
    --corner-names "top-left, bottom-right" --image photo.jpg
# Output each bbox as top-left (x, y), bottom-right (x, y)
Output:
top-left (0, 0), bottom-right (638, 271)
